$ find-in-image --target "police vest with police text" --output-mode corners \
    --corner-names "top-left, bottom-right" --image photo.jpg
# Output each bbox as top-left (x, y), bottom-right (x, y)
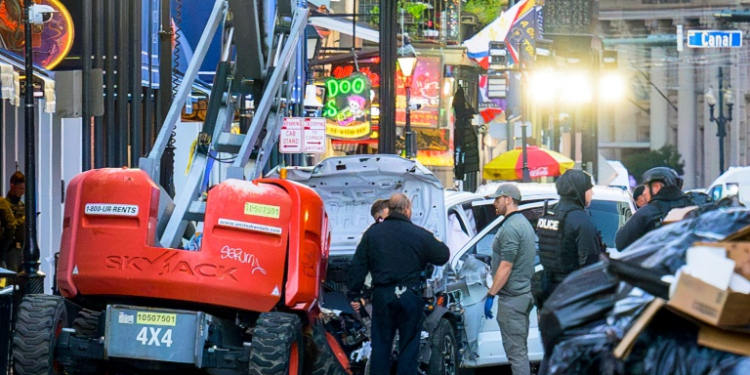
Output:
top-left (537, 209), bottom-right (580, 281)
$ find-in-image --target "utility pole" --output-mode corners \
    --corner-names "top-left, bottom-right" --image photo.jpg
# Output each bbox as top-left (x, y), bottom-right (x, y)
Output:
top-left (82, 0), bottom-right (92, 170)
top-left (378, 0), bottom-right (397, 154)
top-left (519, 42), bottom-right (530, 182)
top-left (21, 0), bottom-right (45, 294)
top-left (159, 0), bottom-right (175, 196)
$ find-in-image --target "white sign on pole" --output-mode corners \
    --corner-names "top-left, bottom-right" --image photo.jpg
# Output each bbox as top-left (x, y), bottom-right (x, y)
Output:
top-left (303, 117), bottom-right (326, 154)
top-left (280, 117), bottom-right (303, 153)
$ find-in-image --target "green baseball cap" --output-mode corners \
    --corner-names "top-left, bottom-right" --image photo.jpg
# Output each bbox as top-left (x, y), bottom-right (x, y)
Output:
top-left (487, 183), bottom-right (522, 201)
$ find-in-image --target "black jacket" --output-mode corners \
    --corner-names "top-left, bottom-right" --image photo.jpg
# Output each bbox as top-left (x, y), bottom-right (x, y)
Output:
top-left (554, 199), bottom-right (601, 270)
top-left (347, 212), bottom-right (449, 298)
top-left (615, 186), bottom-right (690, 251)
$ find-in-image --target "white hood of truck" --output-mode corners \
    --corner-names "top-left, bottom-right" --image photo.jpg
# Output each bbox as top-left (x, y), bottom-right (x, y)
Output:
top-left (268, 155), bottom-right (447, 256)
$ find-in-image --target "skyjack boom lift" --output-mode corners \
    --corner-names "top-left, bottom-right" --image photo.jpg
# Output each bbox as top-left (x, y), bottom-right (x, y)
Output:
top-left (139, 0), bottom-right (309, 248)
top-left (10, 2), bottom-right (347, 374)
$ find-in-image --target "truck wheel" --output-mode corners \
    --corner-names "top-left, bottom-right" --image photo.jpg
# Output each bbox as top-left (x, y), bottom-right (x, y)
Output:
top-left (310, 323), bottom-right (349, 375)
top-left (12, 295), bottom-right (68, 375)
top-left (427, 319), bottom-right (458, 375)
top-left (248, 312), bottom-right (304, 375)
top-left (73, 309), bottom-right (101, 338)
top-left (65, 309), bottom-right (103, 374)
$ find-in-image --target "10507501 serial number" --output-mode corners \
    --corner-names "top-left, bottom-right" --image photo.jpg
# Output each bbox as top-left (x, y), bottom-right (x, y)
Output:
top-left (136, 312), bottom-right (177, 326)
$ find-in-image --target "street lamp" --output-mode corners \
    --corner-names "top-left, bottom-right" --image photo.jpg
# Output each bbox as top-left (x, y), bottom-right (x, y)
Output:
top-left (304, 26), bottom-right (322, 118)
top-left (706, 67), bottom-right (733, 173)
top-left (397, 37), bottom-right (418, 159)
top-left (305, 25), bottom-right (321, 61)
top-left (20, 0), bottom-right (51, 293)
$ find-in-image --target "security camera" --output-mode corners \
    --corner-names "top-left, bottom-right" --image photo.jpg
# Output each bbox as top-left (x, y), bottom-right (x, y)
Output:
top-left (29, 4), bottom-right (56, 26)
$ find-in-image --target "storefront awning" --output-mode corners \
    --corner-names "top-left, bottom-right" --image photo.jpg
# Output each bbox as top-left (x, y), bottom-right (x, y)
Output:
top-left (309, 17), bottom-right (379, 43)
top-left (0, 50), bottom-right (55, 112)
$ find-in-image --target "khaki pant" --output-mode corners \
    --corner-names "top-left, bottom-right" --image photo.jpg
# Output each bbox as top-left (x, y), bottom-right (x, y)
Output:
top-left (496, 292), bottom-right (533, 375)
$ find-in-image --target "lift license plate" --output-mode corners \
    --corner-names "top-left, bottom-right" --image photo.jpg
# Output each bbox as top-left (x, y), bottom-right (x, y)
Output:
top-left (105, 306), bottom-right (198, 364)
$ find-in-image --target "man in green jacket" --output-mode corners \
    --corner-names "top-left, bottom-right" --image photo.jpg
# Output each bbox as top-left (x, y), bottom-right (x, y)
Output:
top-left (3, 172), bottom-right (25, 271)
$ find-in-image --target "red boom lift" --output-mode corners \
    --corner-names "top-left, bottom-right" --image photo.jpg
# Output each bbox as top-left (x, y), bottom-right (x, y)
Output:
top-left (11, 1), bottom-right (350, 374)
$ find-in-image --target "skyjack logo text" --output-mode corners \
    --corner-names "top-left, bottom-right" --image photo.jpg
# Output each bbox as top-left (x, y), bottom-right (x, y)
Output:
top-left (105, 251), bottom-right (238, 281)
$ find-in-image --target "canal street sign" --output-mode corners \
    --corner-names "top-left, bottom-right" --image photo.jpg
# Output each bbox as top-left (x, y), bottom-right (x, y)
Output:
top-left (687, 30), bottom-right (743, 48)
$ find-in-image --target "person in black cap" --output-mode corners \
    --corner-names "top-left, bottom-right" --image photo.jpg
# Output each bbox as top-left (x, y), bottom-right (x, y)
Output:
top-left (537, 169), bottom-right (600, 308)
top-left (615, 167), bottom-right (690, 251)
top-left (348, 193), bottom-right (449, 375)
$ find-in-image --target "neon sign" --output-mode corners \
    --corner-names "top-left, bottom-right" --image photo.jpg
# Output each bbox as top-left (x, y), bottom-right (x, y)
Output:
top-left (325, 75), bottom-right (368, 99)
top-left (332, 65), bottom-right (380, 87)
top-left (323, 73), bottom-right (372, 139)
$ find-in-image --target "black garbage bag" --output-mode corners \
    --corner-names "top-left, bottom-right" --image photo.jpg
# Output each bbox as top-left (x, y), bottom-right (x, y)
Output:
top-left (707, 358), bottom-right (750, 375)
top-left (619, 208), bottom-right (750, 275)
top-left (607, 259), bottom-right (670, 300)
top-left (603, 287), bottom-right (656, 341)
top-left (547, 333), bottom-right (621, 375)
top-left (539, 261), bottom-right (619, 351)
top-left (625, 309), bottom-right (748, 375)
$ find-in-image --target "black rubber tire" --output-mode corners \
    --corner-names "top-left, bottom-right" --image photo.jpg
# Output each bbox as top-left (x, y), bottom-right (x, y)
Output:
top-left (12, 294), bottom-right (68, 375)
top-left (427, 319), bottom-right (459, 375)
top-left (65, 309), bottom-right (104, 374)
top-left (310, 323), bottom-right (349, 375)
top-left (248, 312), bottom-right (304, 375)
top-left (72, 309), bottom-right (101, 338)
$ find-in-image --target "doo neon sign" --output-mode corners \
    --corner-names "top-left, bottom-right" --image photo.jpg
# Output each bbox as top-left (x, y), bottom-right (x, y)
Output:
top-left (323, 73), bottom-right (372, 127)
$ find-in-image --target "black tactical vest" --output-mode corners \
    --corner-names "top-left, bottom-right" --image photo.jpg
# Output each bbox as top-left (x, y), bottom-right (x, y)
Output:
top-left (537, 209), bottom-right (580, 282)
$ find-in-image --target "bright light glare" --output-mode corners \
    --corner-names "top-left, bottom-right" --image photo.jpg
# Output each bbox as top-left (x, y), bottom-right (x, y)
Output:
top-left (599, 73), bottom-right (626, 103)
top-left (560, 73), bottom-right (592, 104)
top-left (529, 69), bottom-right (558, 104)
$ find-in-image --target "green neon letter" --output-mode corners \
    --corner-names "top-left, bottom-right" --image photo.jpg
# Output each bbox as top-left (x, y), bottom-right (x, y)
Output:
top-left (340, 80), bottom-right (351, 94)
top-left (325, 99), bottom-right (338, 117)
top-left (352, 77), bottom-right (365, 94)
top-left (326, 79), bottom-right (339, 98)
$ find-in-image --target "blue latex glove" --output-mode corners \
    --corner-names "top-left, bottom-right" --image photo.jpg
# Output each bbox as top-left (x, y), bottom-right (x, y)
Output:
top-left (484, 295), bottom-right (495, 320)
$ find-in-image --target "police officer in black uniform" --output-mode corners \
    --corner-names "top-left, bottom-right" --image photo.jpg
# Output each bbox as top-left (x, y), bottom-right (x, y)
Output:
top-left (615, 167), bottom-right (690, 251)
top-left (537, 169), bottom-right (600, 309)
top-left (348, 193), bottom-right (449, 375)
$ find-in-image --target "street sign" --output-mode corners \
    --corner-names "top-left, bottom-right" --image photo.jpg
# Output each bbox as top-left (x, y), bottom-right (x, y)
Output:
top-left (279, 117), bottom-right (303, 153)
top-left (303, 117), bottom-right (326, 154)
top-left (687, 30), bottom-right (742, 48)
top-left (488, 41), bottom-right (509, 70)
top-left (487, 74), bottom-right (507, 99)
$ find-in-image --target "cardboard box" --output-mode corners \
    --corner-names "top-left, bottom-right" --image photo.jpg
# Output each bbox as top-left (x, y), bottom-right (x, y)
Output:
top-left (668, 271), bottom-right (750, 327)
top-left (695, 241), bottom-right (750, 280)
top-left (698, 324), bottom-right (750, 357)
top-left (615, 298), bottom-right (750, 360)
top-left (663, 206), bottom-right (698, 224)
top-left (614, 298), bottom-right (666, 359)
top-left (723, 225), bottom-right (750, 242)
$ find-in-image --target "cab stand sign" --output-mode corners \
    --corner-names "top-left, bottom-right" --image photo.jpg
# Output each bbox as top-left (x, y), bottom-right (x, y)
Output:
top-left (280, 117), bottom-right (326, 154)
top-left (687, 30), bottom-right (742, 48)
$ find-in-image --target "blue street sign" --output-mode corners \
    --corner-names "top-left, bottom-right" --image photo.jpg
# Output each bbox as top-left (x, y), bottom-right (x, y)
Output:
top-left (687, 30), bottom-right (743, 48)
